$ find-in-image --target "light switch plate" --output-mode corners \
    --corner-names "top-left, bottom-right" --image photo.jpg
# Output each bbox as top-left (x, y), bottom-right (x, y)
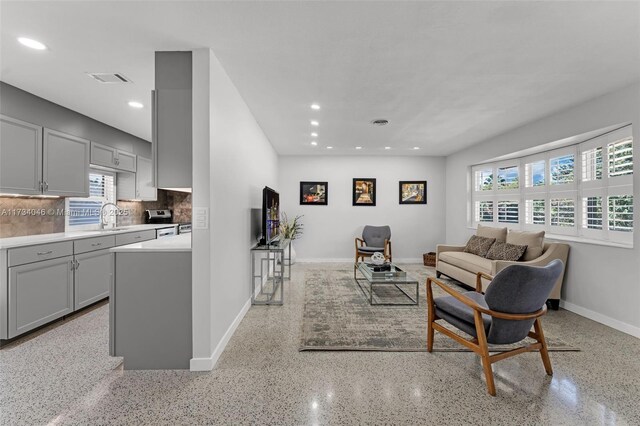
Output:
top-left (194, 207), bottom-right (209, 230)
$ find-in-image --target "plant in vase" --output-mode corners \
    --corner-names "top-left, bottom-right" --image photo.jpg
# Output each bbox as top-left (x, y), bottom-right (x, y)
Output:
top-left (279, 212), bottom-right (303, 265)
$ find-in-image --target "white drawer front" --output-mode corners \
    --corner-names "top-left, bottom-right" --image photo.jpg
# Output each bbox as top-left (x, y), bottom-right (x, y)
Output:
top-left (115, 230), bottom-right (156, 246)
top-left (8, 241), bottom-right (73, 267)
top-left (74, 235), bottom-right (116, 254)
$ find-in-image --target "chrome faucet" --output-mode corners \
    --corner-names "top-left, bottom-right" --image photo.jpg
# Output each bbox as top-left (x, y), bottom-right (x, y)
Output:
top-left (100, 202), bottom-right (119, 230)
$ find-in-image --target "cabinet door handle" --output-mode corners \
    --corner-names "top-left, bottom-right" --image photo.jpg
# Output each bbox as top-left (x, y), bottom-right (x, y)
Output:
top-left (75, 260), bottom-right (80, 270)
top-left (37, 250), bottom-right (53, 256)
top-left (134, 236), bottom-right (142, 239)
top-left (91, 242), bottom-right (102, 247)
top-left (70, 260), bottom-right (75, 271)
top-left (39, 181), bottom-right (44, 192)
top-left (44, 181), bottom-right (49, 192)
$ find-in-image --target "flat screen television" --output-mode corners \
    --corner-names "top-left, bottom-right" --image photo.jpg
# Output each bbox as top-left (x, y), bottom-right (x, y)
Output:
top-left (260, 186), bottom-right (280, 245)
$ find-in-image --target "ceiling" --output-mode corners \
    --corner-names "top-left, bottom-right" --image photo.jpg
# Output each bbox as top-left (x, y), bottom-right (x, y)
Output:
top-left (1, 1), bottom-right (639, 156)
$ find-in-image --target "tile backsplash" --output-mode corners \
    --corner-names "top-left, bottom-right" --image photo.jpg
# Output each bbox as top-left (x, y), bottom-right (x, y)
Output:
top-left (0, 189), bottom-right (191, 238)
top-left (117, 190), bottom-right (192, 226)
top-left (0, 197), bottom-right (66, 238)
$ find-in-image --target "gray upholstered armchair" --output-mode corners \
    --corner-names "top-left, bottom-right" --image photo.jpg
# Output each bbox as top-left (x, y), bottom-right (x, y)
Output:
top-left (426, 260), bottom-right (564, 396)
top-left (355, 225), bottom-right (392, 263)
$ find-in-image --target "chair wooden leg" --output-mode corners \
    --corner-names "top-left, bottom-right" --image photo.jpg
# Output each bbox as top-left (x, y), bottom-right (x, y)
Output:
top-left (426, 280), bottom-right (435, 352)
top-left (474, 311), bottom-right (496, 396)
top-left (534, 318), bottom-right (553, 376)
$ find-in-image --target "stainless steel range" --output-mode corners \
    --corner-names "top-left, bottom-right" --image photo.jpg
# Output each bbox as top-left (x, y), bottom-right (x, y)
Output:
top-left (177, 223), bottom-right (191, 234)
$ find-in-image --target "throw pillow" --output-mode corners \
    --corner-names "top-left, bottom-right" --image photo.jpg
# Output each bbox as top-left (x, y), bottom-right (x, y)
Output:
top-left (476, 224), bottom-right (507, 242)
top-left (486, 241), bottom-right (528, 261)
top-left (506, 230), bottom-right (545, 261)
top-left (463, 235), bottom-right (496, 257)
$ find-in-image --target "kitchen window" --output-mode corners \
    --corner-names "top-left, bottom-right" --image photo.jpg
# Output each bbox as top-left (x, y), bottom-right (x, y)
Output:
top-left (470, 124), bottom-right (633, 246)
top-left (65, 171), bottom-right (116, 230)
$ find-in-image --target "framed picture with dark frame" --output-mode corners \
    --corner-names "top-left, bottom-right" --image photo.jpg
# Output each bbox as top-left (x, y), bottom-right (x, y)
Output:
top-left (352, 178), bottom-right (376, 206)
top-left (399, 181), bottom-right (427, 204)
top-left (300, 181), bottom-right (328, 205)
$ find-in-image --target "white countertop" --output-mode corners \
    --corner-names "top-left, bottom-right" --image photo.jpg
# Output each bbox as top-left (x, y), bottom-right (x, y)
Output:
top-left (111, 233), bottom-right (191, 253)
top-left (0, 224), bottom-right (178, 249)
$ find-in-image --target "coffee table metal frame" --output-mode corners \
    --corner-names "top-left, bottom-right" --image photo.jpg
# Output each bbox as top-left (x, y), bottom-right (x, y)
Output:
top-left (354, 262), bottom-right (419, 306)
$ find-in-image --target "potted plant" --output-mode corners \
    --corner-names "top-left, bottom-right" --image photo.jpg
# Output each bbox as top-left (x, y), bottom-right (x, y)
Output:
top-left (279, 212), bottom-right (303, 264)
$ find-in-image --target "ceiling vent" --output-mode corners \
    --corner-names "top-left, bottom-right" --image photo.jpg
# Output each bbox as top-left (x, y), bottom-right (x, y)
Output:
top-left (87, 72), bottom-right (132, 83)
top-left (371, 119), bottom-right (389, 126)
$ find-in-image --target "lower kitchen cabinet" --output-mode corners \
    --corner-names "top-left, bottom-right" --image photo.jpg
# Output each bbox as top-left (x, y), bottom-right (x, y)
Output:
top-left (8, 255), bottom-right (74, 338)
top-left (74, 249), bottom-right (113, 310)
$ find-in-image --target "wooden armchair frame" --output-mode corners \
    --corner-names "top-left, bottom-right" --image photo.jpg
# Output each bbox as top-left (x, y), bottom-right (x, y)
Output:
top-left (426, 271), bottom-right (552, 396)
top-left (354, 237), bottom-right (392, 263)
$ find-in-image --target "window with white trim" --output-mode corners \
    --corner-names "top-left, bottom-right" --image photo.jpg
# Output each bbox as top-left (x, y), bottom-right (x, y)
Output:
top-left (65, 171), bottom-right (117, 230)
top-left (471, 125), bottom-right (633, 246)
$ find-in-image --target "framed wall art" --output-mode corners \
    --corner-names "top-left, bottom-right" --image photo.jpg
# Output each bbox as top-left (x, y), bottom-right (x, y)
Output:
top-left (399, 181), bottom-right (427, 204)
top-left (300, 181), bottom-right (328, 205)
top-left (353, 178), bottom-right (376, 206)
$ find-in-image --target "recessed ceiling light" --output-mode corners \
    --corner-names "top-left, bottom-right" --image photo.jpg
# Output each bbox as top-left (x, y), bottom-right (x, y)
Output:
top-left (310, 120), bottom-right (319, 126)
top-left (326, 146), bottom-right (333, 150)
top-left (128, 101), bottom-right (144, 109)
top-left (310, 104), bottom-right (321, 110)
top-left (413, 147), bottom-right (420, 150)
top-left (310, 141), bottom-right (318, 146)
top-left (311, 132), bottom-right (318, 137)
top-left (384, 146), bottom-right (391, 150)
top-left (17, 37), bottom-right (47, 50)
top-left (355, 146), bottom-right (362, 150)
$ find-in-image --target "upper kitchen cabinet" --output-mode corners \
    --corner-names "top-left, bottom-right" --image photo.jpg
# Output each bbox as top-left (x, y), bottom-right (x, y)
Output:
top-left (43, 129), bottom-right (90, 197)
top-left (91, 142), bottom-right (137, 172)
top-left (0, 116), bottom-right (90, 197)
top-left (116, 156), bottom-right (156, 201)
top-left (154, 51), bottom-right (192, 190)
top-left (136, 156), bottom-right (157, 200)
top-left (0, 115), bottom-right (42, 195)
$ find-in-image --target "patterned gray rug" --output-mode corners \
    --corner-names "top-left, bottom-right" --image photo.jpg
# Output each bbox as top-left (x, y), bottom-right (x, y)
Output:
top-left (300, 266), bottom-right (579, 352)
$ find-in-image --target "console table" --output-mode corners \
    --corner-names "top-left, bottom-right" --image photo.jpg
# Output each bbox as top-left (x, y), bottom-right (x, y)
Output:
top-left (250, 239), bottom-right (291, 305)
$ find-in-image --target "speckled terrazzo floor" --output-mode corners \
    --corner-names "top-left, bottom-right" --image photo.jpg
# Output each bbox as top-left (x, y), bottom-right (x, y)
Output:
top-left (1, 263), bottom-right (640, 425)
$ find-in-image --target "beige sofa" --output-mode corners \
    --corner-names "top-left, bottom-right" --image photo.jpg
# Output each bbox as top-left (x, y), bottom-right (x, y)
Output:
top-left (436, 241), bottom-right (570, 309)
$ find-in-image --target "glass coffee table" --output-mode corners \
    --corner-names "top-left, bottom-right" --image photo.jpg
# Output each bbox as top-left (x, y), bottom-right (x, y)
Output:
top-left (354, 262), bottom-right (419, 306)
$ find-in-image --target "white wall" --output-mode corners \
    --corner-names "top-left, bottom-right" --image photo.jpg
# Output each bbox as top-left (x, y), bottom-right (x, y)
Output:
top-left (278, 155), bottom-right (446, 261)
top-left (191, 49), bottom-right (279, 370)
top-left (445, 82), bottom-right (640, 337)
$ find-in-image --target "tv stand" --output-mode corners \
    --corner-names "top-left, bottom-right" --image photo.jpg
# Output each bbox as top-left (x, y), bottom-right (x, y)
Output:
top-left (250, 238), bottom-right (291, 305)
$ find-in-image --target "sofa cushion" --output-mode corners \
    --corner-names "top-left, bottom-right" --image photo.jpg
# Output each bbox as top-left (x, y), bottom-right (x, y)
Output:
top-left (507, 230), bottom-right (545, 261)
top-left (439, 251), bottom-right (493, 274)
top-left (486, 241), bottom-right (528, 261)
top-left (477, 224), bottom-right (507, 242)
top-left (463, 235), bottom-right (495, 257)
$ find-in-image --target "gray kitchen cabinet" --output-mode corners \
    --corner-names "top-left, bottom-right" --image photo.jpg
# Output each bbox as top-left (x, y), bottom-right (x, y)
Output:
top-left (8, 255), bottom-right (74, 338)
top-left (0, 115), bottom-right (43, 195)
top-left (115, 229), bottom-right (156, 246)
top-left (154, 51), bottom-right (192, 189)
top-left (90, 142), bottom-right (117, 168)
top-left (91, 142), bottom-right (137, 173)
top-left (43, 128), bottom-right (90, 197)
top-left (116, 171), bottom-right (137, 200)
top-left (136, 156), bottom-right (157, 200)
top-left (116, 150), bottom-right (137, 172)
top-left (74, 249), bottom-right (112, 310)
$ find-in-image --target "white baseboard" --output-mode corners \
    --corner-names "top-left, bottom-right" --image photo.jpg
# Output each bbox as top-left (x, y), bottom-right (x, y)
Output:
top-left (297, 258), bottom-right (423, 263)
top-left (560, 300), bottom-right (640, 339)
top-left (189, 298), bottom-right (252, 371)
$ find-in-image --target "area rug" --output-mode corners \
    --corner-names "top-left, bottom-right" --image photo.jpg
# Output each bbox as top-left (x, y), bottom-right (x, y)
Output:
top-left (299, 266), bottom-right (579, 352)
